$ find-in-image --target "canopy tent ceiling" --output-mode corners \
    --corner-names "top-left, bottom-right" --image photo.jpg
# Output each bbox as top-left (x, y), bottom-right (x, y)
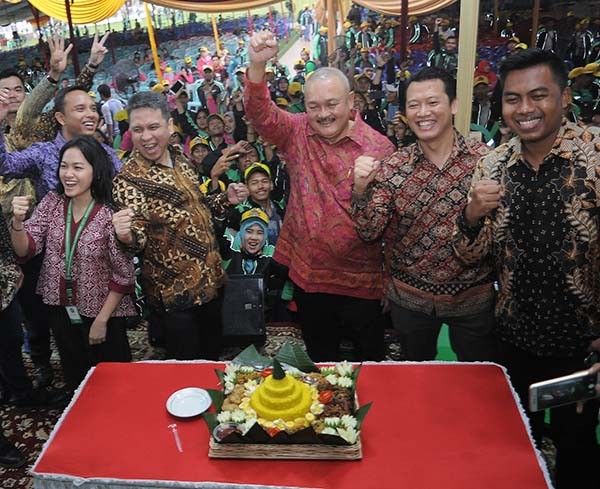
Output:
top-left (26, 0), bottom-right (126, 24)
top-left (147, 0), bottom-right (458, 16)
top-left (0, 0), bottom-right (31, 25)
top-left (0, 0), bottom-right (459, 28)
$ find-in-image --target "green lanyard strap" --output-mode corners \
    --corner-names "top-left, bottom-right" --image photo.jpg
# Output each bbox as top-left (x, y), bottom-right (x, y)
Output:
top-left (64, 198), bottom-right (95, 303)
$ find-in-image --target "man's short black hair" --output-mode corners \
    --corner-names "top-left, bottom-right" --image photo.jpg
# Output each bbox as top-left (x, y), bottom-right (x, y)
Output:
top-left (406, 66), bottom-right (456, 102)
top-left (97, 84), bottom-right (111, 98)
top-left (0, 69), bottom-right (25, 85)
top-left (54, 85), bottom-right (88, 113)
top-left (499, 48), bottom-right (568, 92)
top-left (127, 90), bottom-right (169, 121)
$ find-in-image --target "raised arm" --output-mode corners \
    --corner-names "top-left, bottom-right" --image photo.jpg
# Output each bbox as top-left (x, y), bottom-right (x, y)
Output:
top-left (244, 31), bottom-right (300, 152)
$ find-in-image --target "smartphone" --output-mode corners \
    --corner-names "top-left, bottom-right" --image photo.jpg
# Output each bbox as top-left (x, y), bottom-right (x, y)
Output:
top-left (170, 80), bottom-right (184, 94)
top-left (528, 370), bottom-right (600, 412)
top-left (387, 104), bottom-right (399, 122)
top-left (368, 90), bottom-right (386, 99)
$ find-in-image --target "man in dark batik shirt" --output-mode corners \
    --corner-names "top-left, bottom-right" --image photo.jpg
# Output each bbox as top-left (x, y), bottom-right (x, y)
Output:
top-left (351, 67), bottom-right (497, 362)
top-left (454, 48), bottom-right (600, 489)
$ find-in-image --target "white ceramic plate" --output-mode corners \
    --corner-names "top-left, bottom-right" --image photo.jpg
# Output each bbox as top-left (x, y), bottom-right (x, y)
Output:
top-left (166, 387), bottom-right (212, 417)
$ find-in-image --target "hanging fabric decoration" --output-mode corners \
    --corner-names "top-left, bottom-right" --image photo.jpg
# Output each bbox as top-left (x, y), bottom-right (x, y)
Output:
top-left (27, 0), bottom-right (126, 24)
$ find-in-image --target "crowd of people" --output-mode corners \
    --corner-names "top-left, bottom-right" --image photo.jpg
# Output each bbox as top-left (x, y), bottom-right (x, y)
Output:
top-left (0, 7), bottom-right (600, 488)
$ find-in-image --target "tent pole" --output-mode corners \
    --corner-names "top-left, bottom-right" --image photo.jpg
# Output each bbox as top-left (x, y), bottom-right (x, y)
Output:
top-left (400, 0), bottom-right (408, 62)
top-left (493, 0), bottom-right (499, 36)
top-left (326, 0), bottom-right (335, 66)
top-left (290, 0), bottom-right (296, 30)
top-left (455, 0), bottom-right (480, 135)
top-left (64, 0), bottom-right (80, 76)
top-left (211, 14), bottom-right (221, 57)
top-left (144, 2), bottom-right (163, 82)
top-left (531, 0), bottom-right (540, 47)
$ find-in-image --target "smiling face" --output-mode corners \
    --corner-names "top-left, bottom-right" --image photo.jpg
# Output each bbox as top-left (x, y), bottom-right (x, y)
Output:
top-left (129, 107), bottom-right (173, 165)
top-left (223, 114), bottom-right (234, 134)
top-left (208, 117), bottom-right (225, 136)
top-left (305, 76), bottom-right (354, 143)
top-left (59, 147), bottom-right (94, 202)
top-left (501, 64), bottom-right (567, 149)
top-left (247, 171), bottom-right (273, 205)
top-left (405, 78), bottom-right (457, 143)
top-left (0, 75), bottom-right (26, 115)
top-left (55, 90), bottom-right (99, 140)
top-left (242, 223), bottom-right (266, 255)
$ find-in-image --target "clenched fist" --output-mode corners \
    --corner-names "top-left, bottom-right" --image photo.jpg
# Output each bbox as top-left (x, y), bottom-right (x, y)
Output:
top-left (248, 30), bottom-right (279, 64)
top-left (112, 208), bottom-right (135, 244)
top-left (226, 183), bottom-right (249, 205)
top-left (11, 195), bottom-right (32, 224)
top-left (464, 179), bottom-right (503, 225)
top-left (353, 156), bottom-right (381, 195)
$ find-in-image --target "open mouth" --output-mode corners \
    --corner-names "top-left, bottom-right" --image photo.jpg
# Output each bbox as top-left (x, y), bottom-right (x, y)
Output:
top-left (516, 117), bottom-right (542, 130)
top-left (416, 120), bottom-right (436, 130)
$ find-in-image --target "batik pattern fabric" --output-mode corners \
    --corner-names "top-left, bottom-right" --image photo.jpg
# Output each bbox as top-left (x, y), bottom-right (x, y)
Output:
top-left (0, 213), bottom-right (20, 311)
top-left (244, 77), bottom-right (396, 300)
top-left (351, 132), bottom-right (496, 316)
top-left (454, 120), bottom-right (600, 356)
top-left (112, 146), bottom-right (230, 312)
top-left (23, 192), bottom-right (136, 318)
top-left (10, 65), bottom-right (96, 150)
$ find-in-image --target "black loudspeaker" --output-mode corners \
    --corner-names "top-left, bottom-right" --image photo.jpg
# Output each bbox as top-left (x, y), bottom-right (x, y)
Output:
top-left (222, 275), bottom-right (265, 337)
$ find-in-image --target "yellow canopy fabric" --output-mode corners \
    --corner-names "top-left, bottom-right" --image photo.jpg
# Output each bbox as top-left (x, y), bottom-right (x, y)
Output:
top-left (27, 0), bottom-right (126, 24)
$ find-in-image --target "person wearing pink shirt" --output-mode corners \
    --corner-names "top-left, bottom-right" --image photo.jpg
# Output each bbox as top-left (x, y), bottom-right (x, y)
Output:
top-left (244, 30), bottom-right (395, 362)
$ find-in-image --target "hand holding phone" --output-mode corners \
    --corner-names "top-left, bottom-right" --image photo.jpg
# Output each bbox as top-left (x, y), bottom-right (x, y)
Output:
top-left (170, 80), bottom-right (184, 94)
top-left (528, 370), bottom-right (600, 412)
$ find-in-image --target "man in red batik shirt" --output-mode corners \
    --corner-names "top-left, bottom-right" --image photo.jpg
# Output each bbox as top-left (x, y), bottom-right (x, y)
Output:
top-left (244, 30), bottom-right (395, 362)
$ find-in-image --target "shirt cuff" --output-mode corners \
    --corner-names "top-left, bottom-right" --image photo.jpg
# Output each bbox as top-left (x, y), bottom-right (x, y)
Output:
top-left (456, 207), bottom-right (484, 241)
top-left (350, 186), bottom-right (373, 210)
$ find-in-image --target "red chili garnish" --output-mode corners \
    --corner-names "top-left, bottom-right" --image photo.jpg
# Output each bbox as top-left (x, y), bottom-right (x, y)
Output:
top-left (267, 427), bottom-right (280, 437)
top-left (261, 368), bottom-right (273, 378)
top-left (319, 390), bottom-right (333, 404)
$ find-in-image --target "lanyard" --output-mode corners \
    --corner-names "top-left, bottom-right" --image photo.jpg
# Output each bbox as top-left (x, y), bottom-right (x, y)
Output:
top-left (64, 198), bottom-right (95, 303)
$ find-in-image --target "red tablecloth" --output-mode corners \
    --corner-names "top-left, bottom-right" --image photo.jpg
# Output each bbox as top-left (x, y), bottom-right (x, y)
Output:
top-left (32, 362), bottom-right (550, 489)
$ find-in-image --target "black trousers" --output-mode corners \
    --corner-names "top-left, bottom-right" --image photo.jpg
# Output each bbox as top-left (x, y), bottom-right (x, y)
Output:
top-left (294, 287), bottom-right (385, 362)
top-left (496, 340), bottom-right (600, 489)
top-left (158, 297), bottom-right (223, 360)
top-left (47, 306), bottom-right (131, 391)
top-left (18, 254), bottom-right (51, 366)
top-left (0, 298), bottom-right (33, 398)
top-left (390, 303), bottom-right (497, 361)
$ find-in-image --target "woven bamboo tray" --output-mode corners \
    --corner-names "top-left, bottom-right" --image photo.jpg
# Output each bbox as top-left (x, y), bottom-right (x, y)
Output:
top-left (208, 437), bottom-right (362, 460)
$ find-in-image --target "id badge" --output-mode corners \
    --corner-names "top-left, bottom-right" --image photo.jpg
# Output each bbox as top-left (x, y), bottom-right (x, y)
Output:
top-left (65, 305), bottom-right (82, 324)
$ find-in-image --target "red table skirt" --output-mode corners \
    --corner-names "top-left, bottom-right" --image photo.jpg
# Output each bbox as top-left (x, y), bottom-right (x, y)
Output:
top-left (32, 362), bottom-right (550, 489)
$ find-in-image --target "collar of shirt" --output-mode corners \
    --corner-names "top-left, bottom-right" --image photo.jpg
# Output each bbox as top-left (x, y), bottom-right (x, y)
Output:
top-left (410, 129), bottom-right (474, 169)
top-left (54, 131), bottom-right (68, 149)
top-left (305, 110), bottom-right (368, 146)
top-left (132, 145), bottom-right (185, 168)
top-left (505, 118), bottom-right (593, 169)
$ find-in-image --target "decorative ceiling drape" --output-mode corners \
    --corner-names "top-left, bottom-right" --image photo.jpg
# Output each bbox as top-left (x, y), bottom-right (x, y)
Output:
top-left (148, 0), bottom-right (286, 14)
top-left (148, 0), bottom-right (458, 16)
top-left (27, 0), bottom-right (126, 24)
top-left (21, 0), bottom-right (458, 26)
